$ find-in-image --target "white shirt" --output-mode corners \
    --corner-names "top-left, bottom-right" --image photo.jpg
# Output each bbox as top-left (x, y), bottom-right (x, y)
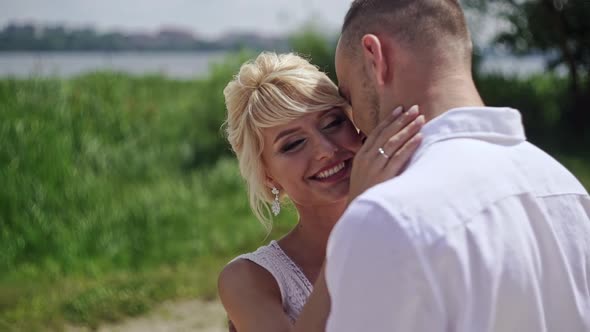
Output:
top-left (326, 107), bottom-right (590, 332)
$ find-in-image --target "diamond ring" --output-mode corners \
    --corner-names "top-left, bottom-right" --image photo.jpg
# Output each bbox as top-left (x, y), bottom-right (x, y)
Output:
top-left (378, 147), bottom-right (390, 159)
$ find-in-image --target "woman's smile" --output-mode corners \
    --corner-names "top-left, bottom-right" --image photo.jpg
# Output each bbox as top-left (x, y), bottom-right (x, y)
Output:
top-left (309, 158), bottom-right (353, 184)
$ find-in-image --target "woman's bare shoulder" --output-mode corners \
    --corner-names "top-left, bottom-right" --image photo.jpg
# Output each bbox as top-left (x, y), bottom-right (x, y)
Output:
top-left (218, 258), bottom-right (280, 297)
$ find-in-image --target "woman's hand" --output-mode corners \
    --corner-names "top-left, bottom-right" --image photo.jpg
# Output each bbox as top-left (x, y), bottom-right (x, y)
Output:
top-left (348, 105), bottom-right (424, 203)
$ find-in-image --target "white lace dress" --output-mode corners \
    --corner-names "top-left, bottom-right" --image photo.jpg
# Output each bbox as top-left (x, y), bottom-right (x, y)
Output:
top-left (231, 240), bottom-right (313, 323)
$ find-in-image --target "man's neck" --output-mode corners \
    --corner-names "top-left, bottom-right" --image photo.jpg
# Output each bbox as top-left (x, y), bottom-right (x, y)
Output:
top-left (383, 67), bottom-right (484, 123)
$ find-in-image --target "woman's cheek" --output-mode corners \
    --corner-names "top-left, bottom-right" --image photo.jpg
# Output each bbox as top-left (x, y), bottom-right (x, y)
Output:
top-left (280, 152), bottom-right (307, 178)
top-left (339, 126), bottom-right (363, 150)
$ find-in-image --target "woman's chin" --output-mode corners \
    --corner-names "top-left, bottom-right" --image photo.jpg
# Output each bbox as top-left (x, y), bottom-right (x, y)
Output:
top-left (320, 181), bottom-right (351, 203)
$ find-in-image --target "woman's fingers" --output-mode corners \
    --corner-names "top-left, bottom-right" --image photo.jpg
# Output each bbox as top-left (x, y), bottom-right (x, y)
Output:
top-left (382, 132), bottom-right (423, 177)
top-left (373, 105), bottom-right (421, 150)
top-left (362, 106), bottom-right (404, 148)
top-left (347, 131), bottom-right (423, 203)
top-left (381, 114), bottom-right (425, 159)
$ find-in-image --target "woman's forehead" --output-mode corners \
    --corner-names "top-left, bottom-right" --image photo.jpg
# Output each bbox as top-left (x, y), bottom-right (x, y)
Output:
top-left (268, 107), bottom-right (341, 130)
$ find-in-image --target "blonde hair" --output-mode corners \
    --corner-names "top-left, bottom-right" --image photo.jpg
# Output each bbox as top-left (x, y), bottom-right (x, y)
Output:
top-left (224, 52), bottom-right (349, 231)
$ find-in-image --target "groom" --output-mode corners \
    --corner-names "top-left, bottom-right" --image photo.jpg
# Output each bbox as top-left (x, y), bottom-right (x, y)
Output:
top-left (295, 0), bottom-right (590, 331)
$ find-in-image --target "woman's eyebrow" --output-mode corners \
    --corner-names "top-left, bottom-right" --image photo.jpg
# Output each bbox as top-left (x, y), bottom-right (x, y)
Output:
top-left (274, 127), bottom-right (300, 144)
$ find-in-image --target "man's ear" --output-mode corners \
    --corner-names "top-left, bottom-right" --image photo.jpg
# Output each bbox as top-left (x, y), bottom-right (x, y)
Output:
top-left (360, 34), bottom-right (389, 87)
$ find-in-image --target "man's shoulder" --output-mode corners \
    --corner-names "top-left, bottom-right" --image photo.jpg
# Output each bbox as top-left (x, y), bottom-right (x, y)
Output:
top-left (367, 137), bottom-right (585, 202)
top-left (329, 198), bottom-right (430, 264)
top-left (356, 143), bottom-right (464, 226)
top-left (353, 138), bottom-right (588, 243)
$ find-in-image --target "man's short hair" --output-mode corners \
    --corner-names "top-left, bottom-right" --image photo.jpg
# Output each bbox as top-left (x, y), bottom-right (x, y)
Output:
top-left (341, 0), bottom-right (471, 60)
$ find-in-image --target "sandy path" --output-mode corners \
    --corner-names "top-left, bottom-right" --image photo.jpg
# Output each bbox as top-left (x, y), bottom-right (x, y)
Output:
top-left (67, 299), bottom-right (227, 332)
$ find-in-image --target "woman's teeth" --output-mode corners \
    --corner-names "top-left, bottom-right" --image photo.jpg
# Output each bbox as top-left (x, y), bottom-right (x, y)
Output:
top-left (316, 162), bottom-right (346, 179)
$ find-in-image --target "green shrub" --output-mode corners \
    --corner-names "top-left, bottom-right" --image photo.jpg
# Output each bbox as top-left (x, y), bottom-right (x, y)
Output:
top-left (475, 73), bottom-right (571, 150)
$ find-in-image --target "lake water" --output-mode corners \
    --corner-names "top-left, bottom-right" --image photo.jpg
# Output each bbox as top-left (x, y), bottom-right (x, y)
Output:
top-left (0, 51), bottom-right (229, 79)
top-left (0, 51), bottom-right (559, 79)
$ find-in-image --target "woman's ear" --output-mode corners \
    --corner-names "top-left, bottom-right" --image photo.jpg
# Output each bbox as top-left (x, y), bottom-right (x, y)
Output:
top-left (265, 176), bottom-right (280, 191)
top-left (360, 34), bottom-right (389, 87)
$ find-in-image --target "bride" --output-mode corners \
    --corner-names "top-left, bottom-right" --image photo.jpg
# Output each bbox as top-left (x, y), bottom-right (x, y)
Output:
top-left (218, 52), bottom-right (424, 332)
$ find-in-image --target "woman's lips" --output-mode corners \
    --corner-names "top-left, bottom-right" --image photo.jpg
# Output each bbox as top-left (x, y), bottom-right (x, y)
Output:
top-left (310, 158), bottom-right (352, 183)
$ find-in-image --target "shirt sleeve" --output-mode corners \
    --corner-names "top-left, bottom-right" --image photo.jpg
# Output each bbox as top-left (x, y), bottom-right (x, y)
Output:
top-left (325, 199), bottom-right (446, 332)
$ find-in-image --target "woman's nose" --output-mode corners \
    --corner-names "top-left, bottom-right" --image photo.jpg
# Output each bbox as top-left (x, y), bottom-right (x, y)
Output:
top-left (314, 135), bottom-right (338, 160)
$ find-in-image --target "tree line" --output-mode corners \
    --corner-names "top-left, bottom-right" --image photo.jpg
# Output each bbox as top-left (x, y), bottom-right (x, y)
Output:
top-left (0, 23), bottom-right (289, 52)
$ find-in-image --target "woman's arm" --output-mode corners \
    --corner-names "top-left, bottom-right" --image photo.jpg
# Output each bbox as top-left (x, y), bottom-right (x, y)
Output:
top-left (292, 265), bottom-right (330, 332)
top-left (218, 259), bottom-right (292, 332)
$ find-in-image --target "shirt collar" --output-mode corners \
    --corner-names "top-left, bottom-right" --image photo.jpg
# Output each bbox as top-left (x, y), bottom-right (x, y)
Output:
top-left (410, 107), bottom-right (526, 164)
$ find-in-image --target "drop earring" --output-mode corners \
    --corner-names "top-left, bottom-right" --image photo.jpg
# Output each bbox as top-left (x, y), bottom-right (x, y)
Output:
top-left (271, 187), bottom-right (280, 216)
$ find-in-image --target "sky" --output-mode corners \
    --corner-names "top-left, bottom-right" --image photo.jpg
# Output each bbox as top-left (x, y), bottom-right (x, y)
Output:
top-left (0, 0), bottom-right (352, 38)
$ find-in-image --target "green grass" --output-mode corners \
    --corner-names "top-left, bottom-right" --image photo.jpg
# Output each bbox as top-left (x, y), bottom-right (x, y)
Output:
top-left (0, 53), bottom-right (297, 330)
top-left (0, 58), bottom-right (588, 331)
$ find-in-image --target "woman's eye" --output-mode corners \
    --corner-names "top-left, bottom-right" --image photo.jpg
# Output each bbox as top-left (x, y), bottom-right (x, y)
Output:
top-left (323, 117), bottom-right (345, 130)
top-left (281, 139), bottom-right (304, 153)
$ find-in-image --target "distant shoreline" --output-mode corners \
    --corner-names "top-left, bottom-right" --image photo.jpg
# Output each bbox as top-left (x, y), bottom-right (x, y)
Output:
top-left (0, 49), bottom-right (234, 52)
top-left (0, 23), bottom-right (290, 53)
top-left (0, 51), bottom-right (563, 80)
top-left (0, 51), bottom-right (230, 79)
